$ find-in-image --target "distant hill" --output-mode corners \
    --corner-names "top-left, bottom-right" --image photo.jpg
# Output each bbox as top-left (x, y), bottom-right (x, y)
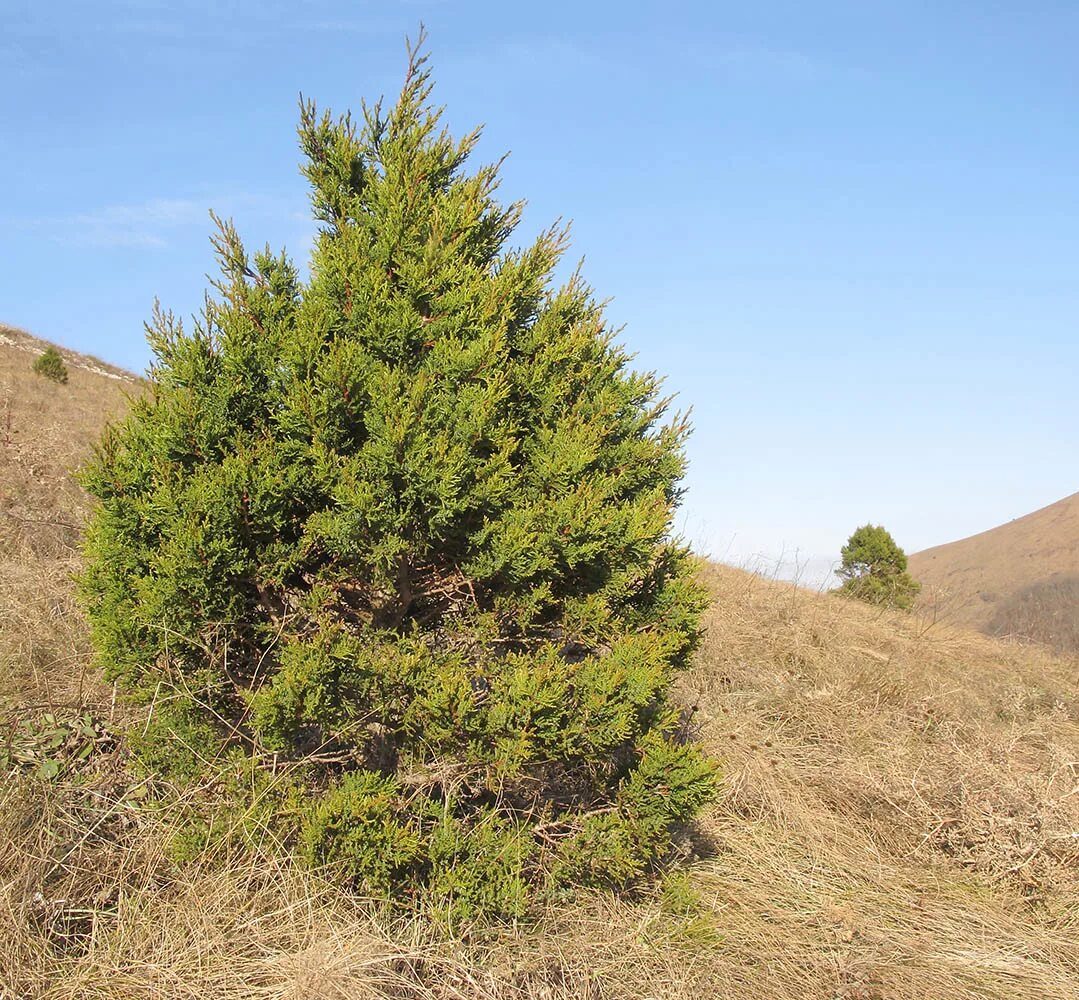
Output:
top-left (0, 324), bottom-right (137, 385)
top-left (910, 491), bottom-right (1079, 652)
top-left (0, 324), bottom-right (136, 703)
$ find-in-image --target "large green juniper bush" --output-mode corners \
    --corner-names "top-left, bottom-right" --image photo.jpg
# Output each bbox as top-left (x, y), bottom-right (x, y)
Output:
top-left (81, 37), bottom-right (718, 920)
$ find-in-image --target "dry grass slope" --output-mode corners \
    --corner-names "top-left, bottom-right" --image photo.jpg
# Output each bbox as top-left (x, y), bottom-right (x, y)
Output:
top-left (987, 575), bottom-right (1079, 656)
top-left (910, 492), bottom-right (1079, 641)
top-left (0, 325), bottom-right (134, 707)
top-left (2, 331), bottom-right (1077, 999)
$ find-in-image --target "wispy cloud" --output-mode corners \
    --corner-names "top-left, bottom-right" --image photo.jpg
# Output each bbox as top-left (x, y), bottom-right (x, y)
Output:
top-left (63, 198), bottom-right (208, 248)
top-left (17, 192), bottom-right (301, 250)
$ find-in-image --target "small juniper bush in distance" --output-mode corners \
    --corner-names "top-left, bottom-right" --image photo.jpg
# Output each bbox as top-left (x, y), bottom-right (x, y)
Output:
top-left (836, 524), bottom-right (921, 611)
top-left (33, 346), bottom-right (68, 384)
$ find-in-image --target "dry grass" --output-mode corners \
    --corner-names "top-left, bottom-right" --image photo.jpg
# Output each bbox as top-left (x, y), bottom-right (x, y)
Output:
top-left (987, 575), bottom-right (1079, 656)
top-left (910, 490), bottom-right (1079, 643)
top-left (0, 325), bottom-right (133, 707)
top-left (1, 330), bottom-right (1078, 998)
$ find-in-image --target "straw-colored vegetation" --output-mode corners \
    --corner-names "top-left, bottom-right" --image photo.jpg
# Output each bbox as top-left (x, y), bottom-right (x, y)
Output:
top-left (988, 575), bottom-right (1079, 656)
top-left (0, 325), bottom-right (132, 708)
top-left (2, 330), bottom-right (1077, 998)
top-left (911, 490), bottom-right (1079, 651)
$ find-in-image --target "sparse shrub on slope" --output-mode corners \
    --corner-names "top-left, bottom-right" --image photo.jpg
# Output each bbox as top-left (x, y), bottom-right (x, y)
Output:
top-left (836, 523), bottom-right (920, 610)
top-left (79, 39), bottom-right (717, 919)
top-left (33, 346), bottom-right (68, 384)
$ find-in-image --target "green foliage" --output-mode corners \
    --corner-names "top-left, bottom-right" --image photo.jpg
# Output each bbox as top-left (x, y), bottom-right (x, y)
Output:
top-left (619, 733), bottom-right (721, 834)
top-left (0, 711), bottom-right (107, 781)
top-left (301, 771), bottom-right (423, 890)
top-left (836, 524), bottom-right (921, 610)
top-left (126, 701), bottom-right (226, 784)
top-left (648, 870), bottom-right (723, 948)
top-left (426, 807), bottom-right (536, 923)
top-left (552, 734), bottom-right (719, 888)
top-left (159, 749), bottom-right (309, 863)
top-left (80, 37), bottom-right (717, 915)
top-left (302, 778), bottom-right (538, 922)
top-left (33, 346), bottom-right (68, 384)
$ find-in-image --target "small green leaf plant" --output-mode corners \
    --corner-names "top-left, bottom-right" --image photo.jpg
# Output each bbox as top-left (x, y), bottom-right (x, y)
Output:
top-left (33, 346), bottom-right (69, 384)
top-left (0, 712), bottom-right (108, 781)
top-left (835, 524), bottom-right (921, 611)
top-left (80, 35), bottom-right (718, 920)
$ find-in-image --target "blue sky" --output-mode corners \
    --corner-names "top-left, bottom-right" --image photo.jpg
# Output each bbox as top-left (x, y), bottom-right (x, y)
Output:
top-left (3, 1), bottom-right (1077, 583)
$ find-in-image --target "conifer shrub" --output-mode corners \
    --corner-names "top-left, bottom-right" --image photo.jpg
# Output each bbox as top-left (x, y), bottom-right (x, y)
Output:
top-left (836, 524), bottom-right (920, 610)
top-left (33, 346), bottom-right (68, 384)
top-left (80, 37), bottom-right (717, 919)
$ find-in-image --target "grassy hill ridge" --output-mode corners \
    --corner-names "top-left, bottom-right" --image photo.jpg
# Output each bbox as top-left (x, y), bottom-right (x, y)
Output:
top-left (2, 332), bottom-right (1077, 999)
top-left (0, 323), bottom-right (138, 385)
top-left (910, 492), bottom-right (1079, 652)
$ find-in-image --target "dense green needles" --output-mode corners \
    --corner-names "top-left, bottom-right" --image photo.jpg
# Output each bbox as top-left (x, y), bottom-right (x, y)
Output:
top-left (836, 524), bottom-right (921, 611)
top-left (33, 346), bottom-right (68, 384)
top-left (80, 39), bottom-right (717, 919)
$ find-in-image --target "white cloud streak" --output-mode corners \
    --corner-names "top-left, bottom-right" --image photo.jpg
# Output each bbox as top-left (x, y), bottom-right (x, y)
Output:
top-left (18, 192), bottom-right (301, 250)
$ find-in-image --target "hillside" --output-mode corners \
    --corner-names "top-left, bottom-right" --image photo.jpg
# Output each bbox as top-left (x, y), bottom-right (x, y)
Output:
top-left (0, 325), bottom-right (136, 706)
top-left (910, 493), bottom-right (1079, 651)
top-left (2, 334), bottom-right (1078, 999)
